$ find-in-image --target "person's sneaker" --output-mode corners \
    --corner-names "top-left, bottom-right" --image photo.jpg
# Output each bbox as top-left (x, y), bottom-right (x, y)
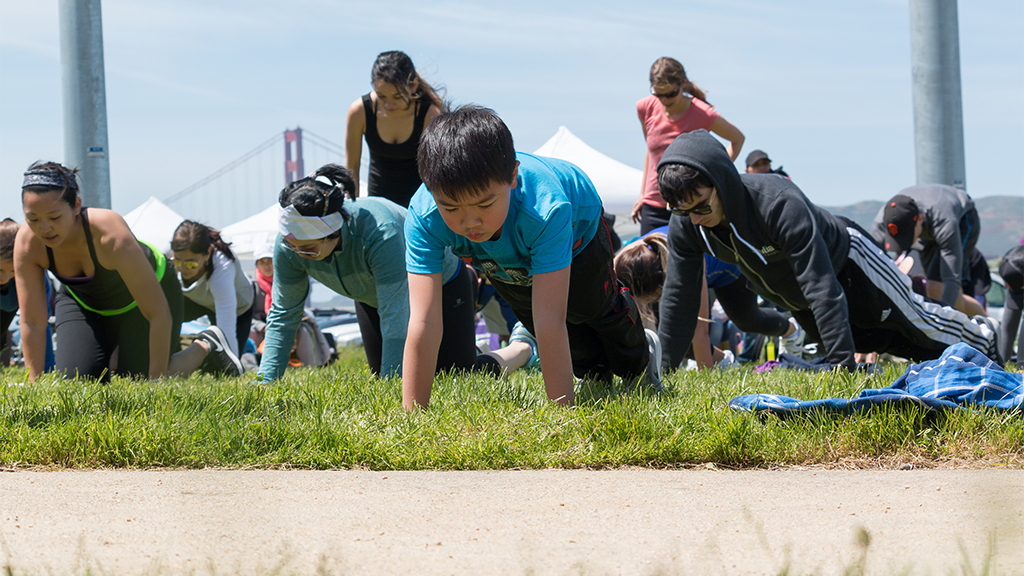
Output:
top-left (779, 318), bottom-right (805, 358)
top-left (973, 314), bottom-right (1003, 363)
top-left (638, 328), bottom-right (664, 392)
top-left (196, 327), bottom-right (243, 377)
top-left (509, 322), bottom-right (541, 371)
top-left (715, 349), bottom-right (736, 370)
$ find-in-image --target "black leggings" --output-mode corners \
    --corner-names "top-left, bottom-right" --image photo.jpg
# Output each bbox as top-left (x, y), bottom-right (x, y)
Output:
top-left (182, 294), bottom-right (255, 355)
top-left (1, 306), bottom-right (14, 365)
top-left (54, 269), bottom-right (183, 381)
top-left (354, 265), bottom-right (479, 376)
top-left (639, 204), bottom-right (671, 236)
top-left (487, 218), bottom-right (648, 380)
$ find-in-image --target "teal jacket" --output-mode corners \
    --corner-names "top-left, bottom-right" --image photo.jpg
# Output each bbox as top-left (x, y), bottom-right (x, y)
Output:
top-left (258, 197), bottom-right (458, 380)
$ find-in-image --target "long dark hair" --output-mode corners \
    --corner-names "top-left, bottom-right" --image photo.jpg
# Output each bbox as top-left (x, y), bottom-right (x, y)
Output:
top-left (279, 164), bottom-right (356, 234)
top-left (613, 233), bottom-right (670, 325)
top-left (371, 50), bottom-right (445, 110)
top-left (171, 220), bottom-right (236, 263)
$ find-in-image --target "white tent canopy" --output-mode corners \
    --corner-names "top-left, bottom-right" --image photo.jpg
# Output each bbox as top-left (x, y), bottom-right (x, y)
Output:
top-left (220, 179), bottom-right (369, 263)
top-left (123, 196), bottom-right (184, 254)
top-left (533, 126), bottom-right (642, 215)
top-left (220, 203), bottom-right (279, 263)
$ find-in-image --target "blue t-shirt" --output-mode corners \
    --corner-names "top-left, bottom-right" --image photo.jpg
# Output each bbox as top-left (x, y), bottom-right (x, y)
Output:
top-left (405, 152), bottom-right (603, 286)
top-left (640, 226), bottom-right (741, 289)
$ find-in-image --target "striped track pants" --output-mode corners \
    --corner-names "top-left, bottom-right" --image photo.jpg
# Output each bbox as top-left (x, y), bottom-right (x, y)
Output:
top-left (838, 228), bottom-right (999, 362)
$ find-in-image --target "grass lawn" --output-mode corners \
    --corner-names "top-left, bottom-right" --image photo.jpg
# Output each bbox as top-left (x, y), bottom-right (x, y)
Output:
top-left (1, 348), bottom-right (1021, 470)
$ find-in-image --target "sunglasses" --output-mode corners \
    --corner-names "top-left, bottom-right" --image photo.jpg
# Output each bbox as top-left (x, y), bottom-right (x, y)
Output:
top-left (668, 189), bottom-right (717, 217)
top-left (283, 238), bottom-right (326, 258)
top-left (650, 84), bottom-right (683, 100)
top-left (171, 259), bottom-right (202, 271)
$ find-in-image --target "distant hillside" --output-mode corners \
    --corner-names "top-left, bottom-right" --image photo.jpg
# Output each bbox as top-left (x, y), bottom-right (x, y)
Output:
top-left (824, 195), bottom-right (1022, 259)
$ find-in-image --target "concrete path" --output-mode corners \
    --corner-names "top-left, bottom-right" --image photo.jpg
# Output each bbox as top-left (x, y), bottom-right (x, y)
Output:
top-left (2, 469), bottom-right (1022, 575)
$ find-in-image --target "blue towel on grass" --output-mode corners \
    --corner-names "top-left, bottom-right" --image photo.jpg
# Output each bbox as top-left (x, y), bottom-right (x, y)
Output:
top-left (730, 343), bottom-right (1022, 414)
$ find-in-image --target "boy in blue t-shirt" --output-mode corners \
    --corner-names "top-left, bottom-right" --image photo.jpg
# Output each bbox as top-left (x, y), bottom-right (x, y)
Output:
top-left (403, 105), bottom-right (661, 409)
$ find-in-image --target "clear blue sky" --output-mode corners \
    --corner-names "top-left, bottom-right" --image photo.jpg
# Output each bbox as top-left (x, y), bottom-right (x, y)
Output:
top-left (1, 0), bottom-right (1022, 223)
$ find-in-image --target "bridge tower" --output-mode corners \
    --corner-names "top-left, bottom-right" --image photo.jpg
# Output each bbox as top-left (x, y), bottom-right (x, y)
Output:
top-left (284, 127), bottom-right (304, 185)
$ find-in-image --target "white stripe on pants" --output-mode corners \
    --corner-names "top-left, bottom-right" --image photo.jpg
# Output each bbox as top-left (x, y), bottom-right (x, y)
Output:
top-left (844, 227), bottom-right (998, 359)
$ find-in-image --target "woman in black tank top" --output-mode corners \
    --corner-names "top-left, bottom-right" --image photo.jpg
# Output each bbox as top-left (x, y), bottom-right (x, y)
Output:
top-left (344, 50), bottom-right (446, 207)
top-left (14, 161), bottom-right (243, 382)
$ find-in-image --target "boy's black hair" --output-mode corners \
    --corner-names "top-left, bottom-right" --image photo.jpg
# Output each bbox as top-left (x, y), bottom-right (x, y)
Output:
top-left (657, 163), bottom-right (715, 207)
top-left (416, 105), bottom-right (516, 202)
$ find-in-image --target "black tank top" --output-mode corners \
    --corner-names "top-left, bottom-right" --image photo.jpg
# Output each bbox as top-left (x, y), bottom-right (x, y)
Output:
top-left (47, 208), bottom-right (160, 315)
top-left (362, 93), bottom-right (431, 208)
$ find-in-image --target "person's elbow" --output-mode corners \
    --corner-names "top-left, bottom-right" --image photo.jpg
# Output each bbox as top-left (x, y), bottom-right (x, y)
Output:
top-left (149, 306), bottom-right (172, 329)
top-left (533, 313), bottom-right (567, 338)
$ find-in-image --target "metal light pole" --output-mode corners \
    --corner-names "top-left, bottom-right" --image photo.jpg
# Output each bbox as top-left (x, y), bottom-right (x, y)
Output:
top-left (909, 0), bottom-right (967, 191)
top-left (59, 0), bottom-right (111, 208)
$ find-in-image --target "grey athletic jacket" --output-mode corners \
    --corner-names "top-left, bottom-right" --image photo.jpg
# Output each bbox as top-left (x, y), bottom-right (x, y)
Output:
top-left (870, 184), bottom-right (975, 307)
top-left (656, 130), bottom-right (857, 370)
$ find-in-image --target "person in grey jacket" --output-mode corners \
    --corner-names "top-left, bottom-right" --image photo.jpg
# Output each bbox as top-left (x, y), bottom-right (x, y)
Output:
top-left (871, 185), bottom-right (984, 315)
top-left (654, 130), bottom-right (999, 371)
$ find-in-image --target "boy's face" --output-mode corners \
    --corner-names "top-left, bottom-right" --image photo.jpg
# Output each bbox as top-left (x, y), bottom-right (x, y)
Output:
top-left (433, 163), bottom-right (518, 243)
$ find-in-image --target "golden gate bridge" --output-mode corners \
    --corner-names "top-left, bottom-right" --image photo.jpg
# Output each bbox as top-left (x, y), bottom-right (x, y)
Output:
top-left (163, 127), bottom-right (350, 228)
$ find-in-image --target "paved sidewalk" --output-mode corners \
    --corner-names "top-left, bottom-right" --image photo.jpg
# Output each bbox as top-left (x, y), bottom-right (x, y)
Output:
top-left (2, 469), bottom-right (1022, 575)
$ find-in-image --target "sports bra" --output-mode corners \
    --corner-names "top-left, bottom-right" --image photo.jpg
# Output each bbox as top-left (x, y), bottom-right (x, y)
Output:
top-left (362, 92), bottom-right (431, 208)
top-left (46, 208), bottom-right (166, 316)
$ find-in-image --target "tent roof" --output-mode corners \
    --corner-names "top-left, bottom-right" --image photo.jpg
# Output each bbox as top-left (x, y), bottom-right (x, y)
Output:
top-left (220, 203), bottom-right (279, 261)
top-left (219, 179), bottom-right (368, 263)
top-left (533, 126), bottom-right (641, 214)
top-left (123, 196), bottom-right (184, 254)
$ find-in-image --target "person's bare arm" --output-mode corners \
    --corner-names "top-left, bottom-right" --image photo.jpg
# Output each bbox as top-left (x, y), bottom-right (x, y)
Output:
top-left (532, 266), bottom-right (573, 406)
top-left (13, 227), bottom-right (50, 381)
top-left (402, 272), bottom-right (443, 410)
top-left (692, 262), bottom-right (715, 369)
top-left (710, 116), bottom-right (745, 161)
top-left (423, 104), bottom-right (442, 129)
top-left (633, 115), bottom-right (651, 224)
top-left (344, 98), bottom-right (366, 198)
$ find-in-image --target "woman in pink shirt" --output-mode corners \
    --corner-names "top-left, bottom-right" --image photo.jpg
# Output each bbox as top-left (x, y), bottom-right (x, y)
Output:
top-left (633, 57), bottom-right (745, 234)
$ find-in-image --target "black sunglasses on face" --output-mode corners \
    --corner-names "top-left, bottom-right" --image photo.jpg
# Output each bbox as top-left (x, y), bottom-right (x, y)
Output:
top-left (650, 84), bottom-right (682, 99)
top-left (668, 189), bottom-right (717, 217)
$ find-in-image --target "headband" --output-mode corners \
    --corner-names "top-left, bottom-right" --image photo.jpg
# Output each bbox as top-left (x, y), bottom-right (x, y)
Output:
top-left (22, 169), bottom-right (77, 190)
top-left (278, 204), bottom-right (345, 240)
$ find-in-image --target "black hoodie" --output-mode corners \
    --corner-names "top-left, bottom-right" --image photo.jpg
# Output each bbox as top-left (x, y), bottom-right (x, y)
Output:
top-left (656, 130), bottom-right (856, 370)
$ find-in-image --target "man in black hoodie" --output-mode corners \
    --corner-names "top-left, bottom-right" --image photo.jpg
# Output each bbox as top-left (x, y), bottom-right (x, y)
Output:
top-left (655, 131), bottom-right (1000, 371)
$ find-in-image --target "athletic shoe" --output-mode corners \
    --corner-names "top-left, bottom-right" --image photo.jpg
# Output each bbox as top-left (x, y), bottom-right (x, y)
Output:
top-left (196, 327), bottom-right (243, 377)
top-left (639, 328), bottom-right (664, 392)
top-left (715, 349), bottom-right (736, 370)
top-left (973, 314), bottom-right (1003, 363)
top-left (509, 322), bottom-right (541, 371)
top-left (779, 318), bottom-right (805, 358)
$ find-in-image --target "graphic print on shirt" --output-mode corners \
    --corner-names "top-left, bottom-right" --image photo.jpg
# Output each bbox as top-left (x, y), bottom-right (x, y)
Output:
top-left (472, 256), bottom-right (532, 287)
